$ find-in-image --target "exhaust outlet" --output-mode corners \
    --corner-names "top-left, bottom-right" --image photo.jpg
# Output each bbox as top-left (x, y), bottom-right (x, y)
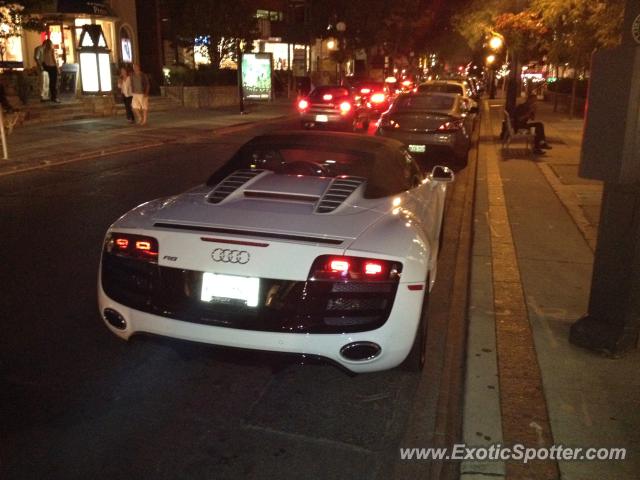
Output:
top-left (340, 342), bottom-right (381, 361)
top-left (103, 308), bottom-right (127, 330)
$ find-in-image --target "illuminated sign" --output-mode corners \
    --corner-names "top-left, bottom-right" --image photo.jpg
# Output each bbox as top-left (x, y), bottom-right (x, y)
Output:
top-left (241, 53), bottom-right (272, 101)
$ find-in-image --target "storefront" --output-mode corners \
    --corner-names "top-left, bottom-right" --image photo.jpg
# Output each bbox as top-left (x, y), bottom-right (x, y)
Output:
top-left (0, 0), bottom-right (138, 97)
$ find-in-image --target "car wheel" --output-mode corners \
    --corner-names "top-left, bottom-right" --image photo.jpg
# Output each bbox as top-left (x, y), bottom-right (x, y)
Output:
top-left (401, 278), bottom-right (429, 371)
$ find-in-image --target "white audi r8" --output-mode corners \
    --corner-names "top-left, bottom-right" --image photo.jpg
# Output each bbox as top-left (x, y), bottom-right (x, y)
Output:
top-left (98, 132), bottom-right (453, 373)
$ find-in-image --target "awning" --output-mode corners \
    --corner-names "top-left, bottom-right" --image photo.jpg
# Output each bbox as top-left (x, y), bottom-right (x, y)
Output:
top-left (56, 0), bottom-right (117, 17)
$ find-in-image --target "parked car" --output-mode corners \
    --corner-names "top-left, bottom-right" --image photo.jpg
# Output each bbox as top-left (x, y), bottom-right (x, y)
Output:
top-left (376, 92), bottom-right (477, 164)
top-left (417, 80), bottom-right (477, 102)
top-left (98, 132), bottom-right (454, 373)
top-left (297, 86), bottom-right (370, 131)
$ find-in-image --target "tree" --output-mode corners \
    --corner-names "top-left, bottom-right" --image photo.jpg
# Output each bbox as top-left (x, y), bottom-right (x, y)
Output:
top-left (161, 0), bottom-right (257, 70)
top-left (531, 0), bottom-right (624, 116)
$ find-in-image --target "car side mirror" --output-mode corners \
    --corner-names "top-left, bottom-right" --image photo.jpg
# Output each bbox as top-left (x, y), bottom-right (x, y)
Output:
top-left (469, 106), bottom-right (479, 114)
top-left (430, 165), bottom-right (454, 183)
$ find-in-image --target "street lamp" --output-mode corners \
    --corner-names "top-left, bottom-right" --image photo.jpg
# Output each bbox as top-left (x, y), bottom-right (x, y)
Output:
top-left (489, 35), bottom-right (503, 51)
top-left (486, 54), bottom-right (496, 65)
top-left (78, 24), bottom-right (112, 94)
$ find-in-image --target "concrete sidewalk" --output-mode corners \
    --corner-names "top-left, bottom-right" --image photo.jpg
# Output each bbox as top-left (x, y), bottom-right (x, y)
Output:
top-left (0, 99), bottom-right (295, 177)
top-left (461, 98), bottom-right (640, 479)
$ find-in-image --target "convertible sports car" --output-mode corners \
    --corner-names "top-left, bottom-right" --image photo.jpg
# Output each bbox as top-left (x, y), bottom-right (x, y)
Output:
top-left (98, 132), bottom-right (453, 373)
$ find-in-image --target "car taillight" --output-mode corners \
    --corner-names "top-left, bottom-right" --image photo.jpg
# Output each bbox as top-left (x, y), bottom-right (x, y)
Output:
top-left (438, 120), bottom-right (463, 132)
top-left (370, 93), bottom-right (385, 104)
top-left (339, 101), bottom-right (352, 114)
top-left (298, 99), bottom-right (309, 111)
top-left (360, 88), bottom-right (371, 94)
top-left (309, 255), bottom-right (402, 281)
top-left (105, 233), bottom-right (159, 262)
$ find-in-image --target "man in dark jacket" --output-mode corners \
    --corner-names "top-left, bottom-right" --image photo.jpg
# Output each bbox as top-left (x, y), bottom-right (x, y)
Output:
top-left (513, 94), bottom-right (552, 154)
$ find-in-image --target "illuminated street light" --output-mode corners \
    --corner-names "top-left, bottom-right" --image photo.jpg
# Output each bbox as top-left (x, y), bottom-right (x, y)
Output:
top-left (327, 39), bottom-right (336, 50)
top-left (489, 35), bottom-right (503, 51)
top-left (486, 54), bottom-right (496, 65)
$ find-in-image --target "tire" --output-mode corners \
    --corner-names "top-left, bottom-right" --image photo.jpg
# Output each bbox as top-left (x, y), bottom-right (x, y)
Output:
top-left (401, 279), bottom-right (430, 371)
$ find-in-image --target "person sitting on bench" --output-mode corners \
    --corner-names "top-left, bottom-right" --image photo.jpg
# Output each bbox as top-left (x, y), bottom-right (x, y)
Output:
top-left (513, 94), bottom-right (552, 154)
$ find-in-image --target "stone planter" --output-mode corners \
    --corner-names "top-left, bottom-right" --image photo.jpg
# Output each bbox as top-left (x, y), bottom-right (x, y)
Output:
top-left (160, 85), bottom-right (238, 108)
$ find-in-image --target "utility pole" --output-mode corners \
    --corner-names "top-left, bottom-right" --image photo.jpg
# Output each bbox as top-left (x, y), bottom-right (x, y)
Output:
top-left (570, 0), bottom-right (640, 353)
top-left (237, 43), bottom-right (245, 114)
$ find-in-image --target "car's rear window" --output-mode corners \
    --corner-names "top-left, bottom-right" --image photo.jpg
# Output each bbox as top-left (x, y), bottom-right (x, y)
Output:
top-left (207, 144), bottom-right (411, 198)
top-left (394, 95), bottom-right (455, 111)
top-left (309, 87), bottom-right (350, 101)
top-left (417, 83), bottom-right (463, 95)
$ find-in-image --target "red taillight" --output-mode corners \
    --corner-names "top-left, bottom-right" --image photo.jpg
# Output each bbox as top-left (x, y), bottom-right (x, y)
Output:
top-left (309, 255), bottom-right (401, 281)
top-left (370, 93), bottom-right (385, 104)
top-left (298, 99), bottom-right (309, 111)
top-left (330, 259), bottom-right (350, 273)
top-left (107, 233), bottom-right (159, 262)
top-left (115, 238), bottom-right (129, 249)
top-left (438, 120), bottom-right (463, 132)
top-left (339, 101), bottom-right (352, 114)
top-left (364, 261), bottom-right (383, 276)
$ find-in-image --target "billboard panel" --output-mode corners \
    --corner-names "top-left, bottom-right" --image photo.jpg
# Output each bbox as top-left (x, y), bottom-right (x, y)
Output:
top-left (241, 53), bottom-right (272, 101)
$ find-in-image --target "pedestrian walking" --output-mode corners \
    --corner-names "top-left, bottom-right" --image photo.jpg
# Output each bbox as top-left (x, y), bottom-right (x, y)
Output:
top-left (513, 94), bottom-right (552, 154)
top-left (117, 66), bottom-right (134, 123)
top-left (131, 63), bottom-right (150, 126)
top-left (42, 39), bottom-right (59, 103)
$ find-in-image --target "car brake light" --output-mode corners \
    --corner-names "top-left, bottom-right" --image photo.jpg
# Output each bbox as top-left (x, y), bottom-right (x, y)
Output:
top-left (339, 101), bottom-right (352, 114)
top-left (360, 88), bottom-right (371, 94)
top-left (309, 255), bottom-right (401, 281)
top-left (323, 93), bottom-right (333, 101)
top-left (107, 233), bottom-right (159, 262)
top-left (298, 99), bottom-right (309, 111)
top-left (370, 93), bottom-right (385, 104)
top-left (364, 261), bottom-right (383, 275)
top-left (330, 259), bottom-right (350, 273)
top-left (438, 120), bottom-right (463, 132)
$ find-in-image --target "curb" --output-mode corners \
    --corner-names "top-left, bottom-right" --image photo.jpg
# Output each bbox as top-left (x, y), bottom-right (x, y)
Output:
top-left (0, 114), bottom-right (292, 178)
top-left (392, 119), bottom-right (479, 480)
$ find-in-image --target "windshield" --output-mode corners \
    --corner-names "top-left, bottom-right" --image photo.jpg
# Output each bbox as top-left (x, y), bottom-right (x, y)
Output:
top-left (417, 83), bottom-right (464, 95)
top-left (207, 144), bottom-right (411, 198)
top-left (394, 95), bottom-right (455, 111)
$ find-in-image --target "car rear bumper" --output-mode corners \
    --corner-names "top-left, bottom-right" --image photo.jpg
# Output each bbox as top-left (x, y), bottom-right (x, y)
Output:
top-left (300, 111), bottom-right (354, 127)
top-left (377, 129), bottom-right (468, 156)
top-left (98, 264), bottom-right (425, 373)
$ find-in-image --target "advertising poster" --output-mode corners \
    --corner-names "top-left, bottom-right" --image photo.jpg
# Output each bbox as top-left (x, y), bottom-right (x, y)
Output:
top-left (241, 53), bottom-right (272, 101)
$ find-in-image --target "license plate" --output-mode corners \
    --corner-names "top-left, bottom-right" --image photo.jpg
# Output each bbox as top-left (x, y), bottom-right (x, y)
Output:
top-left (315, 114), bottom-right (329, 122)
top-left (200, 273), bottom-right (260, 307)
top-left (409, 144), bottom-right (426, 153)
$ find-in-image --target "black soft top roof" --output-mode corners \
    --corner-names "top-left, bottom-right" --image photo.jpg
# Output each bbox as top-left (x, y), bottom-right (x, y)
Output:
top-left (245, 131), bottom-right (405, 157)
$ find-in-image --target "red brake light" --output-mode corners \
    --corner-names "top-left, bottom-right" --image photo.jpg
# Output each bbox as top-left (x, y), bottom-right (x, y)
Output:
top-left (330, 259), bottom-right (350, 273)
top-left (115, 238), bottom-right (129, 249)
top-left (323, 93), bottom-right (333, 101)
top-left (370, 93), bottom-right (385, 104)
top-left (364, 261), bottom-right (383, 276)
top-left (339, 101), bottom-right (352, 114)
top-left (309, 255), bottom-right (401, 281)
top-left (107, 233), bottom-right (159, 262)
top-left (438, 120), bottom-right (463, 132)
top-left (298, 99), bottom-right (309, 111)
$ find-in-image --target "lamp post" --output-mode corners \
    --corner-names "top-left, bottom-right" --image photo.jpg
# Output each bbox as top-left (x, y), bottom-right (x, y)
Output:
top-left (487, 32), bottom-right (504, 99)
top-left (77, 24), bottom-right (112, 94)
top-left (336, 21), bottom-right (346, 84)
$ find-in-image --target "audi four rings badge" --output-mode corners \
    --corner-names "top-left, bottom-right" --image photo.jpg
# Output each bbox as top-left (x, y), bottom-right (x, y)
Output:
top-left (211, 249), bottom-right (250, 264)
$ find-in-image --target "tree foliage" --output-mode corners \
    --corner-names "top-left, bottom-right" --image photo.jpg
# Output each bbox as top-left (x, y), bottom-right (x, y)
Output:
top-left (161, 0), bottom-right (257, 69)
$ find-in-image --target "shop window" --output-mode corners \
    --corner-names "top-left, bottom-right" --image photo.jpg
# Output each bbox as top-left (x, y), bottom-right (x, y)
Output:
top-left (120, 27), bottom-right (132, 63)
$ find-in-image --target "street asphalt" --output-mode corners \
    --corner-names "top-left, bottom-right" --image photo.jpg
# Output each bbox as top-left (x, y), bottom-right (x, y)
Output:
top-left (0, 113), bottom-right (474, 480)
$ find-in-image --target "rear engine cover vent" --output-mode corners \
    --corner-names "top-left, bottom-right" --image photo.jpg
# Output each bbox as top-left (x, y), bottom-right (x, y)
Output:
top-left (316, 176), bottom-right (365, 213)
top-left (207, 169), bottom-right (265, 204)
